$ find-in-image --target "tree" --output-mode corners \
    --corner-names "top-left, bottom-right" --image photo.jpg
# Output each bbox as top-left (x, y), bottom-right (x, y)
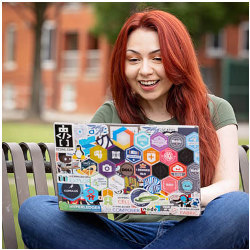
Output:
top-left (91, 2), bottom-right (249, 46)
top-left (7, 2), bottom-right (52, 120)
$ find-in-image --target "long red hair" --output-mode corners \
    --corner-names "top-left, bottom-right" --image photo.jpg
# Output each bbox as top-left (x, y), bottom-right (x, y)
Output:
top-left (110, 10), bottom-right (220, 187)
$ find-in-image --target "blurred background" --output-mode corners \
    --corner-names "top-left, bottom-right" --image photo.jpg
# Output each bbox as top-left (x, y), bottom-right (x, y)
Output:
top-left (2, 2), bottom-right (249, 143)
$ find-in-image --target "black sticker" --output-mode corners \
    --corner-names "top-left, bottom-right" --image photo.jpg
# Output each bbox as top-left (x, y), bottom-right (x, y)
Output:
top-left (61, 183), bottom-right (81, 199)
top-left (55, 124), bottom-right (73, 148)
top-left (178, 148), bottom-right (194, 165)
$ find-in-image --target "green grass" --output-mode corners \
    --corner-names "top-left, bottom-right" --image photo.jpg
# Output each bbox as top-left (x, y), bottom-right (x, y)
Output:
top-left (2, 121), bottom-right (249, 248)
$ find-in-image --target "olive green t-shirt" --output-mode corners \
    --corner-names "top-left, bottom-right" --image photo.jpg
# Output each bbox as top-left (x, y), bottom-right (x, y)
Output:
top-left (90, 94), bottom-right (237, 223)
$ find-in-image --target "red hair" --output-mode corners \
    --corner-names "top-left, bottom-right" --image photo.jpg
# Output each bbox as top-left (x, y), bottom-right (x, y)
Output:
top-left (110, 10), bottom-right (220, 187)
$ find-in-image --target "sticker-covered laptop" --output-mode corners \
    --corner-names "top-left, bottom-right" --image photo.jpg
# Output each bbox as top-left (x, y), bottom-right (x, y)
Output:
top-left (54, 123), bottom-right (201, 216)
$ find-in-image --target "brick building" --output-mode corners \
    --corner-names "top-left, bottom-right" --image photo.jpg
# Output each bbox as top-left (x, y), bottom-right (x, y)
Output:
top-left (2, 3), bottom-right (249, 120)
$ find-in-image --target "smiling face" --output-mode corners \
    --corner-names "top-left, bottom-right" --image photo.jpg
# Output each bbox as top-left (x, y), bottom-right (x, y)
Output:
top-left (125, 28), bottom-right (173, 107)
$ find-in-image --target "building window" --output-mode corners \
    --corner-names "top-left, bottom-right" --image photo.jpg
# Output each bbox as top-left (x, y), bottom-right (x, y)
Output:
top-left (3, 83), bottom-right (16, 110)
top-left (239, 21), bottom-right (249, 58)
top-left (4, 23), bottom-right (17, 71)
top-left (206, 30), bottom-right (225, 58)
top-left (61, 84), bottom-right (77, 111)
top-left (62, 32), bottom-right (80, 74)
top-left (85, 33), bottom-right (100, 78)
top-left (41, 21), bottom-right (56, 70)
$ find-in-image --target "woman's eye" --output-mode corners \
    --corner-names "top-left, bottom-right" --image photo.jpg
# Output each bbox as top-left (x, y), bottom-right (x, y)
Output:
top-left (128, 58), bottom-right (139, 62)
top-left (153, 57), bottom-right (162, 61)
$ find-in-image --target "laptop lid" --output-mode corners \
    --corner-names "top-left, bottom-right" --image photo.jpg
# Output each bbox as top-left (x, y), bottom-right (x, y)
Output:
top-left (54, 122), bottom-right (201, 216)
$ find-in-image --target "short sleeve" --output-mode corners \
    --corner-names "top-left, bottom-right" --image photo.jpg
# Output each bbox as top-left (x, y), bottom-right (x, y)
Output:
top-left (90, 101), bottom-right (121, 123)
top-left (208, 95), bottom-right (238, 131)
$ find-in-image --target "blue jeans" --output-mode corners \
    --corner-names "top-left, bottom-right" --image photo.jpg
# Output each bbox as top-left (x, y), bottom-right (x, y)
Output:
top-left (18, 191), bottom-right (249, 249)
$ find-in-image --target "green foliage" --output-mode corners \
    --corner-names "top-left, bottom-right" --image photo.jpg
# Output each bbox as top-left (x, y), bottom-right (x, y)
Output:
top-left (90, 2), bottom-right (249, 46)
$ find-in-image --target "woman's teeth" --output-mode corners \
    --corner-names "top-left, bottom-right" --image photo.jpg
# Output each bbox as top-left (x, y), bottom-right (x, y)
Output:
top-left (138, 80), bottom-right (159, 86)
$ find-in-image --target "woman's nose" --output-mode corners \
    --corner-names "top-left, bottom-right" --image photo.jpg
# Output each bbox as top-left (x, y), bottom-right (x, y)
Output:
top-left (139, 60), bottom-right (154, 76)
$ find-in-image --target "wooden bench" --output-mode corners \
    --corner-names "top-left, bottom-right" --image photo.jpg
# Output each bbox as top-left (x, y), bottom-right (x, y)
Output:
top-left (2, 142), bottom-right (249, 249)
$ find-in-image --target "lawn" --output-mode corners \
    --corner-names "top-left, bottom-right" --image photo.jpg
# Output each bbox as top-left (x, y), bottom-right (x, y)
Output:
top-left (2, 121), bottom-right (249, 248)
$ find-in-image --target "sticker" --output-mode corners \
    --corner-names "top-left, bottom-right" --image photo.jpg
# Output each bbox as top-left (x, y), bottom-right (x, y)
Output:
top-left (119, 162), bottom-right (134, 176)
top-left (194, 150), bottom-right (200, 164)
top-left (108, 175), bottom-right (125, 192)
top-left (87, 124), bottom-right (108, 136)
top-left (179, 178), bottom-right (194, 193)
top-left (55, 124), bottom-right (74, 150)
top-left (90, 145), bottom-right (107, 163)
top-left (160, 148), bottom-right (178, 166)
top-left (73, 124), bottom-right (88, 140)
top-left (135, 162), bottom-right (151, 179)
top-left (125, 146), bottom-right (142, 164)
top-left (112, 127), bottom-right (134, 150)
top-left (58, 175), bottom-right (90, 185)
top-left (143, 148), bottom-right (160, 165)
top-left (152, 162), bottom-right (169, 180)
top-left (178, 148), bottom-right (194, 165)
top-left (169, 193), bottom-right (193, 207)
top-left (79, 136), bottom-right (96, 155)
top-left (83, 187), bottom-right (99, 202)
top-left (169, 162), bottom-right (187, 180)
top-left (58, 183), bottom-right (81, 201)
top-left (96, 134), bottom-right (113, 149)
top-left (124, 176), bottom-right (139, 194)
top-left (72, 145), bottom-right (85, 160)
top-left (161, 176), bottom-right (178, 194)
top-left (130, 188), bottom-right (151, 207)
top-left (187, 163), bottom-right (200, 180)
top-left (168, 133), bottom-right (185, 151)
top-left (186, 132), bottom-right (199, 151)
top-left (90, 173), bottom-right (108, 191)
top-left (143, 176), bottom-right (161, 194)
top-left (134, 131), bottom-right (150, 150)
top-left (99, 160), bottom-right (116, 178)
top-left (150, 132), bottom-right (168, 151)
top-left (107, 145), bottom-right (125, 165)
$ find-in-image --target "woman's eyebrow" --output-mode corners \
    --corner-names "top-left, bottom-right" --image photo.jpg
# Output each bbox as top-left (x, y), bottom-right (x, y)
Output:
top-left (126, 49), bottom-right (161, 54)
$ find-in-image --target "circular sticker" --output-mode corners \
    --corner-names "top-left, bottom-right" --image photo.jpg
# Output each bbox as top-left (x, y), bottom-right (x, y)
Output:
top-left (187, 163), bottom-right (200, 180)
top-left (168, 133), bottom-right (185, 151)
top-left (120, 162), bottom-right (134, 176)
top-left (130, 188), bottom-right (151, 207)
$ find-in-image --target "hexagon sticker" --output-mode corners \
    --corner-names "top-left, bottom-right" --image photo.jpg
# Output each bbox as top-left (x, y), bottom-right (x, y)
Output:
top-left (143, 148), bottom-right (160, 165)
top-left (178, 178), bottom-right (195, 193)
top-left (107, 145), bottom-right (125, 165)
top-left (113, 127), bottom-right (134, 150)
top-left (186, 132), bottom-right (199, 151)
top-left (150, 132), bottom-right (168, 151)
top-left (90, 173), bottom-right (108, 191)
top-left (135, 161), bottom-right (151, 179)
top-left (125, 146), bottom-right (142, 164)
top-left (160, 148), bottom-right (178, 166)
top-left (90, 145), bottom-right (107, 163)
top-left (108, 175), bottom-right (125, 192)
top-left (168, 133), bottom-right (185, 151)
top-left (169, 162), bottom-right (187, 180)
top-left (134, 131), bottom-right (150, 150)
top-left (99, 160), bottom-right (116, 178)
top-left (83, 187), bottom-right (99, 202)
top-left (78, 159), bottom-right (97, 176)
top-left (178, 148), bottom-right (194, 165)
top-left (152, 162), bottom-right (169, 180)
top-left (161, 176), bottom-right (178, 194)
top-left (194, 150), bottom-right (200, 164)
top-left (187, 163), bottom-right (200, 180)
top-left (143, 176), bottom-right (161, 194)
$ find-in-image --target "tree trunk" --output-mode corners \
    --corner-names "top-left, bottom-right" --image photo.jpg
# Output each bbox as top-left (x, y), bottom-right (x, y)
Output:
top-left (28, 3), bottom-right (48, 120)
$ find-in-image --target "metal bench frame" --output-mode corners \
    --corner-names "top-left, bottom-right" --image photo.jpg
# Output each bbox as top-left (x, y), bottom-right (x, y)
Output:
top-left (2, 142), bottom-right (249, 249)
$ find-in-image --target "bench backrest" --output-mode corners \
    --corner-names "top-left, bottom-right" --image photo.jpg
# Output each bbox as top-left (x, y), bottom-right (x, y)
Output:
top-left (2, 142), bottom-right (249, 249)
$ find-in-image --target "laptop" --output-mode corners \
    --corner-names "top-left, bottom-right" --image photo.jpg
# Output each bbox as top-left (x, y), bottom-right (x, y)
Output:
top-left (54, 122), bottom-right (201, 216)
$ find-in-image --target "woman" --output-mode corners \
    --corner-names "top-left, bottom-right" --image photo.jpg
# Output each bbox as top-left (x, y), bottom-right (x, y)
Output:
top-left (19, 10), bottom-right (249, 249)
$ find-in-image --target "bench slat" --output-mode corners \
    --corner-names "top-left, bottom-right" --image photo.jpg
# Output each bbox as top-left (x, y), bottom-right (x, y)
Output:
top-left (20, 143), bottom-right (49, 195)
top-left (2, 150), bottom-right (18, 249)
top-left (38, 143), bottom-right (58, 195)
top-left (239, 145), bottom-right (249, 193)
top-left (3, 143), bottom-right (30, 207)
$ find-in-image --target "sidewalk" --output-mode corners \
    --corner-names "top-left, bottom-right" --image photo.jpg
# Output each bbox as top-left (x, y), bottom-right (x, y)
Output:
top-left (2, 109), bottom-right (249, 140)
